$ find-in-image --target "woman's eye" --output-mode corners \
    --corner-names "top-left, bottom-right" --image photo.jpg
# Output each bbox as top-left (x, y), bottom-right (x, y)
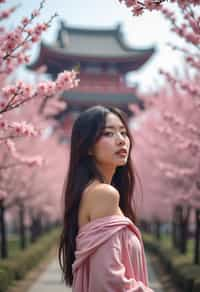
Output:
top-left (121, 131), bottom-right (128, 136)
top-left (103, 132), bottom-right (113, 137)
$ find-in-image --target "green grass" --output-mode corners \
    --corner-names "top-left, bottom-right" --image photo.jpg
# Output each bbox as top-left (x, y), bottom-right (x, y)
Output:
top-left (6, 234), bottom-right (31, 258)
top-left (143, 232), bottom-right (194, 258)
top-left (143, 232), bottom-right (200, 292)
top-left (0, 228), bottom-right (60, 292)
top-left (7, 236), bottom-right (20, 258)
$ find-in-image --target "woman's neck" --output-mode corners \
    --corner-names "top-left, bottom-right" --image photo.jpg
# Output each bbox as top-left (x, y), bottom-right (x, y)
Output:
top-left (95, 163), bottom-right (116, 184)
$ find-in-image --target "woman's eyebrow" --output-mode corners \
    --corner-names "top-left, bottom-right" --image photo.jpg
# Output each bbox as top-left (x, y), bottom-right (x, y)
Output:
top-left (104, 125), bottom-right (125, 129)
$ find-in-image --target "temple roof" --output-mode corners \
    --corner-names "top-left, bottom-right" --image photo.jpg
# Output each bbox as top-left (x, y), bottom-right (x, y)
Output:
top-left (29, 21), bottom-right (155, 73)
top-left (55, 21), bottom-right (154, 58)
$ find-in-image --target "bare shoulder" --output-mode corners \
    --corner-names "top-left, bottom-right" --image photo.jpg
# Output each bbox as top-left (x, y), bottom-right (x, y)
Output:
top-left (83, 182), bottom-right (122, 220)
top-left (83, 182), bottom-right (120, 202)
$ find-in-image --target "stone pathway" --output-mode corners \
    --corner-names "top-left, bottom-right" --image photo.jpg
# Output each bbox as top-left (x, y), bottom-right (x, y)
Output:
top-left (147, 254), bottom-right (164, 292)
top-left (28, 258), bottom-right (70, 292)
top-left (27, 253), bottom-right (166, 292)
top-left (147, 252), bottom-right (180, 292)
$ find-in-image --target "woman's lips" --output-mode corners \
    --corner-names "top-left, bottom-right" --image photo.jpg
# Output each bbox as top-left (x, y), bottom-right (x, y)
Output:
top-left (115, 149), bottom-right (128, 156)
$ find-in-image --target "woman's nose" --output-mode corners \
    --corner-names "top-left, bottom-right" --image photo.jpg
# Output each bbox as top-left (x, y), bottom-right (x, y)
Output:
top-left (116, 133), bottom-right (125, 144)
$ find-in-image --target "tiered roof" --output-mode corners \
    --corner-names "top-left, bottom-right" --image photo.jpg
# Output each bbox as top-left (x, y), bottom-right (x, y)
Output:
top-left (29, 21), bottom-right (155, 73)
top-left (29, 21), bottom-right (154, 112)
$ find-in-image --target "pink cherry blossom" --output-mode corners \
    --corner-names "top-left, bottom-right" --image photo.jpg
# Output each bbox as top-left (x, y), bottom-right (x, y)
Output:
top-left (22, 17), bottom-right (30, 26)
top-left (0, 119), bottom-right (7, 129)
top-left (32, 9), bottom-right (40, 17)
top-left (0, 190), bottom-right (7, 200)
top-left (0, 6), bottom-right (16, 20)
top-left (9, 121), bottom-right (39, 136)
top-left (132, 4), bottom-right (144, 16)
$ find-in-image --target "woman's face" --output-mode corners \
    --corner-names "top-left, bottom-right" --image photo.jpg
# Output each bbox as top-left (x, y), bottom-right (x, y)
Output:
top-left (91, 113), bottom-right (130, 167)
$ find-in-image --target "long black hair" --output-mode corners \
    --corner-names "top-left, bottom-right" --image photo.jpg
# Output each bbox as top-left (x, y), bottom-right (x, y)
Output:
top-left (58, 105), bottom-right (136, 286)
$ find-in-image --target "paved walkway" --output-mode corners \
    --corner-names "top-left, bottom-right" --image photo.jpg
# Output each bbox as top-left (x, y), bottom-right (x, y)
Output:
top-left (27, 253), bottom-right (165, 292)
top-left (28, 258), bottom-right (70, 292)
top-left (146, 254), bottom-right (164, 292)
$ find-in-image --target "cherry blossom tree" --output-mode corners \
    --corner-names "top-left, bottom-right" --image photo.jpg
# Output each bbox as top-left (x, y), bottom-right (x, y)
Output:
top-left (121, 0), bottom-right (200, 263)
top-left (0, 0), bottom-right (78, 258)
top-left (119, 0), bottom-right (200, 16)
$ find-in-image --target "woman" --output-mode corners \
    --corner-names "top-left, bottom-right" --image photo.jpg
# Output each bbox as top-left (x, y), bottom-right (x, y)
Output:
top-left (58, 105), bottom-right (154, 292)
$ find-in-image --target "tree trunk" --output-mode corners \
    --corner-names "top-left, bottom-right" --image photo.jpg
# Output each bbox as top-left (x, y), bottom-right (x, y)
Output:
top-left (194, 209), bottom-right (200, 264)
top-left (0, 200), bottom-right (8, 258)
top-left (30, 216), bottom-right (37, 243)
top-left (172, 205), bottom-right (180, 249)
top-left (19, 204), bottom-right (27, 249)
top-left (35, 216), bottom-right (42, 238)
top-left (155, 219), bottom-right (161, 240)
top-left (179, 205), bottom-right (190, 254)
top-left (172, 207), bottom-right (177, 248)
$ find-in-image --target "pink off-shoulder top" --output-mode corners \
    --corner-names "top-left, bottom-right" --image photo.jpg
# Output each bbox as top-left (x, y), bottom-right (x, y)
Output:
top-left (72, 215), bottom-right (154, 292)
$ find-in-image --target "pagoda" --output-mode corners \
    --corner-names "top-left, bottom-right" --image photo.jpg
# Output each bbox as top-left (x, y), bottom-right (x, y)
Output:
top-left (29, 21), bottom-right (155, 127)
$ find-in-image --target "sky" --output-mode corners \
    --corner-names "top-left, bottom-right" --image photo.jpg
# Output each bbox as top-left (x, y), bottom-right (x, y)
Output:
top-left (4, 0), bottom-right (184, 92)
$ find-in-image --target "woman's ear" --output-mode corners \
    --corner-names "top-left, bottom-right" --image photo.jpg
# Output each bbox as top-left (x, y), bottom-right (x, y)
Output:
top-left (88, 149), bottom-right (93, 156)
